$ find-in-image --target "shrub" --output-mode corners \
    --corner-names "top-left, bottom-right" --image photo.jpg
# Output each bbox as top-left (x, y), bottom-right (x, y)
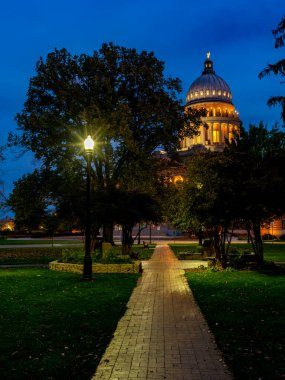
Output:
top-left (59, 247), bottom-right (134, 264)
top-left (61, 248), bottom-right (85, 263)
top-left (100, 250), bottom-right (133, 264)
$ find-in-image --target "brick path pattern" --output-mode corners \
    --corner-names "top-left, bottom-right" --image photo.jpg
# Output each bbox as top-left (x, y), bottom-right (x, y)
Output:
top-left (92, 245), bottom-right (233, 380)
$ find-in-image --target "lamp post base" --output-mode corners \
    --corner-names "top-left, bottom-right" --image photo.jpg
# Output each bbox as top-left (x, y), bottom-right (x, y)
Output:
top-left (81, 255), bottom-right (93, 281)
top-left (81, 275), bottom-right (94, 281)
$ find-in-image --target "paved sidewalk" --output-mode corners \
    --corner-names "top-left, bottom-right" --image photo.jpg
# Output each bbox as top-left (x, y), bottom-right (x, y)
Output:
top-left (92, 245), bottom-right (233, 380)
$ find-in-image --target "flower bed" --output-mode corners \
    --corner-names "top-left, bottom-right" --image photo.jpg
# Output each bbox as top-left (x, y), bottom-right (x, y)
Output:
top-left (49, 260), bottom-right (142, 273)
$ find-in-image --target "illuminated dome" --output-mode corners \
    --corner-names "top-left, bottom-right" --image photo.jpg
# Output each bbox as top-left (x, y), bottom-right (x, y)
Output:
top-left (186, 52), bottom-right (233, 106)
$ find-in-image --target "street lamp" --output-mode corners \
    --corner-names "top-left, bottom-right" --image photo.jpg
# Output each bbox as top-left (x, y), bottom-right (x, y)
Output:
top-left (82, 135), bottom-right (94, 281)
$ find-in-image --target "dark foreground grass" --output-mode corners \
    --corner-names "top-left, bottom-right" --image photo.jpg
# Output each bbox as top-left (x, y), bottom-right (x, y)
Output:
top-left (186, 270), bottom-right (285, 380)
top-left (0, 268), bottom-right (139, 379)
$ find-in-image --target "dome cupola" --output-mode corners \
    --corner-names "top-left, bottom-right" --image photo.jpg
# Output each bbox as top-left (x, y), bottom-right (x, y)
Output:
top-left (186, 52), bottom-right (233, 106)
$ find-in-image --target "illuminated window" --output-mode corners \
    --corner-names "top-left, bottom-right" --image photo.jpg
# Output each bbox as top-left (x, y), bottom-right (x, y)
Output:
top-left (223, 91), bottom-right (226, 96)
top-left (213, 124), bottom-right (220, 143)
top-left (218, 90), bottom-right (221, 95)
top-left (195, 91), bottom-right (198, 97)
top-left (190, 93), bottom-right (193, 98)
top-left (212, 90), bottom-right (216, 95)
top-left (206, 89), bottom-right (210, 95)
top-left (196, 133), bottom-right (201, 143)
top-left (229, 125), bottom-right (233, 141)
top-left (200, 90), bottom-right (203, 96)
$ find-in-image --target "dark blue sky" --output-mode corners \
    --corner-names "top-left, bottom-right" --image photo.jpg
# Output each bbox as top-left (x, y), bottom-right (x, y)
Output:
top-left (0, 0), bottom-right (284, 198)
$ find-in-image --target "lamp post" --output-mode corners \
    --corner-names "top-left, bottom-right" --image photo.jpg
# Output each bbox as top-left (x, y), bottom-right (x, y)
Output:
top-left (82, 135), bottom-right (94, 281)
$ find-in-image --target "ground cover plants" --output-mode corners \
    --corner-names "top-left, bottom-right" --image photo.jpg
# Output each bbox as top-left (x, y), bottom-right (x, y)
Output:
top-left (170, 242), bottom-right (285, 262)
top-left (186, 270), bottom-right (285, 380)
top-left (0, 268), bottom-right (140, 379)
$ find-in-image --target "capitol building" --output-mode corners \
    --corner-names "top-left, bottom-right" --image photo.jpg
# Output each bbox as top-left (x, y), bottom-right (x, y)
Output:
top-left (180, 52), bottom-right (241, 152)
top-left (170, 53), bottom-right (284, 240)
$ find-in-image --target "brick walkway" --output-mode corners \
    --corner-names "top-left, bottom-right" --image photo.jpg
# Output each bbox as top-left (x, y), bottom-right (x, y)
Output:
top-left (92, 245), bottom-right (233, 380)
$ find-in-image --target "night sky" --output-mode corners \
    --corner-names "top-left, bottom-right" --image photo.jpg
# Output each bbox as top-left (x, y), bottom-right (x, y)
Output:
top-left (0, 0), bottom-right (284, 200)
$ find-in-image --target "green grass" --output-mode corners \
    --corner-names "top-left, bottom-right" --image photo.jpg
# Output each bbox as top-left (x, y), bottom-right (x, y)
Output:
top-left (0, 239), bottom-right (83, 245)
top-left (0, 268), bottom-right (139, 379)
top-left (0, 256), bottom-right (54, 265)
top-left (263, 242), bottom-right (285, 261)
top-left (186, 270), bottom-right (285, 380)
top-left (170, 243), bottom-right (285, 262)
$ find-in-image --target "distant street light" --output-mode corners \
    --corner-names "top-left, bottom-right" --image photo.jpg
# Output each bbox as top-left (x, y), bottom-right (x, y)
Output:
top-left (82, 135), bottom-right (94, 281)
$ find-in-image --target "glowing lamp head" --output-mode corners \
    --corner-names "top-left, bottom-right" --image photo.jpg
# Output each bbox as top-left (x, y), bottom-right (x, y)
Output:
top-left (84, 135), bottom-right (94, 152)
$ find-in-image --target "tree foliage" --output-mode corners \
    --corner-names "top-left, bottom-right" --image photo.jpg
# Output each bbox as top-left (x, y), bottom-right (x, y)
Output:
top-left (8, 43), bottom-right (204, 246)
top-left (259, 15), bottom-right (285, 122)
top-left (224, 123), bottom-right (285, 262)
top-left (164, 123), bottom-right (285, 266)
top-left (7, 170), bottom-right (48, 232)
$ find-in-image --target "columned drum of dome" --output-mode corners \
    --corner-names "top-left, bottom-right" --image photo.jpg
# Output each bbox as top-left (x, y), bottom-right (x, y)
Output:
top-left (181, 53), bottom-right (241, 152)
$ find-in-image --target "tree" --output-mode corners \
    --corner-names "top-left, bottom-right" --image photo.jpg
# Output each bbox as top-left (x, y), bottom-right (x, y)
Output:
top-left (259, 15), bottom-right (285, 122)
top-left (224, 123), bottom-right (285, 263)
top-left (7, 170), bottom-right (48, 232)
top-left (0, 146), bottom-right (5, 214)
top-left (165, 123), bottom-right (285, 267)
top-left (8, 43), bottom-right (204, 246)
top-left (111, 190), bottom-right (161, 255)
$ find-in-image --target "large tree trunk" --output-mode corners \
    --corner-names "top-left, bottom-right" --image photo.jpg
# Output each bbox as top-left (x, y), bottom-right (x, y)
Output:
top-left (253, 222), bottom-right (264, 265)
top-left (90, 225), bottom-right (101, 253)
top-left (103, 222), bottom-right (114, 244)
top-left (198, 227), bottom-right (203, 246)
top-left (122, 223), bottom-right (134, 256)
top-left (213, 226), bottom-right (228, 268)
top-left (246, 221), bottom-right (264, 265)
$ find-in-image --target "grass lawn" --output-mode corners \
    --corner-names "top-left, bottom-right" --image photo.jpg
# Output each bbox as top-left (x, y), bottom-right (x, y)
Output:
top-left (186, 270), bottom-right (285, 380)
top-left (0, 268), bottom-right (139, 379)
top-left (170, 242), bottom-right (285, 262)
